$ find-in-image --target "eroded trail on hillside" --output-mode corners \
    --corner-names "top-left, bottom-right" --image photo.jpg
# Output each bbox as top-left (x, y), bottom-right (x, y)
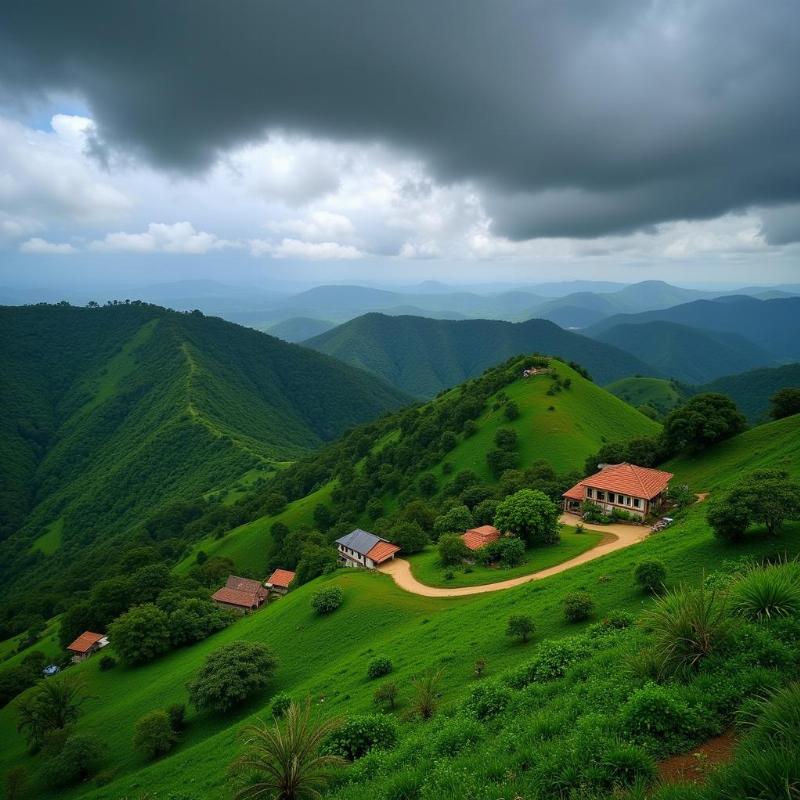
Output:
top-left (378, 515), bottom-right (650, 597)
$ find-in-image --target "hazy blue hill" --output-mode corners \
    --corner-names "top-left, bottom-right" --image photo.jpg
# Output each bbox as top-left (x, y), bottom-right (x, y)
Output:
top-left (304, 313), bottom-right (657, 397)
top-left (688, 363), bottom-right (800, 423)
top-left (534, 304), bottom-right (611, 329)
top-left (592, 320), bottom-right (773, 383)
top-left (0, 303), bottom-right (408, 561)
top-left (264, 316), bottom-right (336, 342)
top-left (586, 296), bottom-right (800, 361)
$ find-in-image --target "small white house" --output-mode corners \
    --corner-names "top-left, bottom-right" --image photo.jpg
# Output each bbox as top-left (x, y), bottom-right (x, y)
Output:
top-left (335, 529), bottom-right (400, 569)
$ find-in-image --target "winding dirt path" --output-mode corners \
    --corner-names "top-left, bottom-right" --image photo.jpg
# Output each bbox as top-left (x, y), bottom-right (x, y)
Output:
top-left (378, 514), bottom-right (650, 597)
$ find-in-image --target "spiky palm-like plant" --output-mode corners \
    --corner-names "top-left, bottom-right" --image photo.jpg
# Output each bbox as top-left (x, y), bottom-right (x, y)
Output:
top-left (411, 668), bottom-right (444, 720)
top-left (730, 563), bottom-right (800, 622)
top-left (231, 700), bottom-right (345, 800)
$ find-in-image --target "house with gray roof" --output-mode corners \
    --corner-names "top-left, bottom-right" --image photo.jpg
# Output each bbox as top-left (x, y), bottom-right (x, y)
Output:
top-left (335, 528), bottom-right (400, 569)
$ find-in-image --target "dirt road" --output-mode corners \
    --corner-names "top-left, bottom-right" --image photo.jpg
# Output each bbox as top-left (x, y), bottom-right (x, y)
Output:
top-left (377, 515), bottom-right (650, 597)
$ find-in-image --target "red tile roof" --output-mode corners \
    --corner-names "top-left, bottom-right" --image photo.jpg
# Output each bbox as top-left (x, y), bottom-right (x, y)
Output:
top-left (212, 587), bottom-right (261, 608)
top-left (367, 540), bottom-right (401, 563)
top-left (226, 575), bottom-right (267, 599)
top-left (563, 463), bottom-right (673, 501)
top-left (267, 569), bottom-right (295, 589)
top-left (67, 631), bottom-right (105, 654)
top-left (462, 525), bottom-right (501, 551)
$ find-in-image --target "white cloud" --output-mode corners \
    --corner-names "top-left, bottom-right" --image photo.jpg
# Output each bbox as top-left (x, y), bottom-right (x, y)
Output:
top-left (250, 238), bottom-right (364, 260)
top-left (266, 210), bottom-right (355, 242)
top-left (90, 222), bottom-right (235, 254)
top-left (20, 237), bottom-right (76, 254)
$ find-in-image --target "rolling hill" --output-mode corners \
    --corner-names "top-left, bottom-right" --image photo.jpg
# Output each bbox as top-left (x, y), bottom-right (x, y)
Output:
top-left (263, 316), bottom-right (336, 342)
top-left (0, 303), bottom-right (409, 599)
top-left (586, 296), bottom-right (800, 361)
top-left (304, 313), bottom-right (658, 397)
top-left (606, 376), bottom-right (687, 418)
top-left (591, 320), bottom-right (773, 383)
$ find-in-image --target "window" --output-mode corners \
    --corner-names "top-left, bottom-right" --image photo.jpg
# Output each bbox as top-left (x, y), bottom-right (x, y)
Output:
top-left (633, 498), bottom-right (641, 508)
top-left (586, 488), bottom-right (593, 499)
top-left (596, 491), bottom-right (605, 501)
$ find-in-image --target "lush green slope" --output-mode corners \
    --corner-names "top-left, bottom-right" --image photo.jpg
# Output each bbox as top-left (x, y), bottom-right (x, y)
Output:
top-left (606, 376), bottom-right (687, 417)
top-left (0, 303), bottom-right (408, 601)
top-left (592, 320), bottom-right (773, 383)
top-left (688, 362), bottom-right (800, 423)
top-left (305, 313), bottom-right (657, 397)
top-left (665, 413), bottom-right (800, 491)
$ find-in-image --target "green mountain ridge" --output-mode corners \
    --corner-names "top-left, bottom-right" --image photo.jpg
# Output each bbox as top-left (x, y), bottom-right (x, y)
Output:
top-left (304, 313), bottom-right (658, 398)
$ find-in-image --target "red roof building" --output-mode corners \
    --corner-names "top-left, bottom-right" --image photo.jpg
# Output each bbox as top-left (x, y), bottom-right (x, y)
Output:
top-left (461, 525), bottom-right (501, 551)
top-left (563, 463), bottom-right (673, 519)
top-left (266, 569), bottom-right (295, 595)
top-left (212, 574), bottom-right (268, 612)
top-left (67, 631), bottom-right (108, 662)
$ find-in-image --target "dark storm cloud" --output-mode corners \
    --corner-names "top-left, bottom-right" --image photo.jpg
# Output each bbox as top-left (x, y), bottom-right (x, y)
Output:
top-left (1, 0), bottom-right (798, 239)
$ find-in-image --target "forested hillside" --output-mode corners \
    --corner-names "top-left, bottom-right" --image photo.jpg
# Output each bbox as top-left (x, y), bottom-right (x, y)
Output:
top-left (305, 313), bottom-right (656, 397)
top-left (0, 303), bottom-right (408, 603)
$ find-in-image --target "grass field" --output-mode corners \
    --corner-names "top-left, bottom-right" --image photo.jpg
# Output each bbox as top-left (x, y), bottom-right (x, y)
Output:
top-left (3, 499), bottom-right (799, 799)
top-left (606, 376), bottom-right (685, 417)
top-left (406, 526), bottom-right (603, 588)
top-left (665, 413), bottom-right (800, 491)
top-left (30, 516), bottom-right (64, 556)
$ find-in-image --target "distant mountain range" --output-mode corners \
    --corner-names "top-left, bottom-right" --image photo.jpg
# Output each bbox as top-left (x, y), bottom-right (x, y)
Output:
top-left (304, 313), bottom-right (656, 397)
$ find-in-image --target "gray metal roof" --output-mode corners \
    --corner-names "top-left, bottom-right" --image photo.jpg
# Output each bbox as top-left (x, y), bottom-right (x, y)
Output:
top-left (335, 528), bottom-right (383, 556)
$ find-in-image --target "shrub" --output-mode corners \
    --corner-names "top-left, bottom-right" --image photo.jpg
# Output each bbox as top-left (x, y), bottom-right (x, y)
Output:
top-left (108, 603), bottom-right (171, 664)
top-left (373, 682), bottom-right (398, 710)
top-left (167, 703), bottom-right (186, 732)
top-left (187, 641), bottom-right (277, 713)
top-left (462, 681), bottom-right (512, 720)
top-left (311, 587), bottom-right (343, 615)
top-left (367, 656), bottom-right (393, 680)
top-left (504, 401), bottom-right (520, 420)
top-left (506, 614), bottom-right (535, 643)
top-left (270, 691), bottom-right (292, 718)
top-left (705, 742), bottom-right (800, 800)
top-left (643, 584), bottom-right (730, 678)
top-left (730, 564), bottom-right (800, 622)
top-left (600, 742), bottom-right (657, 788)
top-left (473, 657), bottom-right (487, 677)
top-left (620, 683), bottom-right (711, 756)
top-left (495, 536), bottom-right (525, 567)
top-left (41, 733), bottom-right (104, 788)
top-left (563, 592), bottom-right (594, 622)
top-left (634, 560), bottom-right (667, 593)
top-left (707, 495), bottom-right (752, 542)
top-left (324, 714), bottom-right (398, 760)
top-left (98, 655), bottom-right (117, 671)
top-left (411, 668), bottom-right (443, 720)
top-left (590, 609), bottom-right (635, 637)
top-left (437, 534), bottom-right (470, 567)
top-left (738, 681), bottom-right (800, 746)
top-left (133, 709), bottom-right (177, 759)
top-left (505, 638), bottom-right (591, 688)
top-left (432, 715), bottom-right (483, 756)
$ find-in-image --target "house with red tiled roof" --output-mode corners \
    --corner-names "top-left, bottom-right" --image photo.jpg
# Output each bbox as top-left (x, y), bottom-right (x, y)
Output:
top-left (335, 529), bottom-right (400, 569)
top-left (265, 569), bottom-right (295, 596)
top-left (461, 525), bottom-right (501, 551)
top-left (563, 462), bottom-right (673, 519)
top-left (211, 574), bottom-right (268, 613)
top-left (67, 631), bottom-right (109, 663)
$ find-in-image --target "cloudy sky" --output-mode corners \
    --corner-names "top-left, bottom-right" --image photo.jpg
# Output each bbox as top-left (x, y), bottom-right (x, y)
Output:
top-left (1, 0), bottom-right (799, 289)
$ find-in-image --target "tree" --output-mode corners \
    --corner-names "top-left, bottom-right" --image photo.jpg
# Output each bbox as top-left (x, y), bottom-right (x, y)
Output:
top-left (374, 682), bottom-right (398, 710)
top-left (41, 733), bottom-right (104, 788)
top-left (737, 469), bottom-right (800, 536)
top-left (433, 505), bottom-right (473, 539)
top-left (438, 534), bottom-right (470, 567)
top-left (188, 642), bottom-right (277, 713)
top-left (401, 500), bottom-right (435, 534)
top-left (486, 448), bottom-right (519, 477)
top-left (494, 428), bottom-right (518, 451)
top-left (16, 674), bottom-right (87, 749)
top-left (108, 604), bottom-right (171, 664)
top-left (493, 489), bottom-right (560, 546)
top-left (418, 473), bottom-right (438, 498)
top-left (662, 393), bottom-right (746, 454)
top-left (707, 495), bottom-right (751, 542)
top-left (133, 709), bottom-right (177, 759)
top-left (313, 503), bottom-right (335, 533)
top-left (504, 401), bottom-right (520, 420)
top-left (506, 614), bottom-right (535, 643)
top-left (770, 388), bottom-right (800, 420)
top-left (295, 545), bottom-right (338, 585)
top-left (230, 700), bottom-right (345, 800)
top-left (168, 598), bottom-right (231, 647)
top-left (390, 521), bottom-right (428, 555)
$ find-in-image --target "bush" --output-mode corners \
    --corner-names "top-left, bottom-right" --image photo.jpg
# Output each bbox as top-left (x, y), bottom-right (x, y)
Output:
top-left (600, 742), bottom-right (657, 788)
top-left (505, 638), bottom-right (591, 688)
top-left (167, 703), bottom-right (186, 732)
top-left (98, 655), bottom-right (117, 671)
top-left (373, 682), bottom-right (398, 710)
top-left (462, 681), bottom-right (512, 721)
top-left (133, 709), bottom-right (177, 759)
top-left (504, 401), bottom-right (520, 420)
top-left (506, 614), bottom-right (535, 643)
top-left (730, 564), bottom-right (800, 622)
top-left (620, 683), bottom-right (711, 756)
top-left (324, 714), bottom-right (399, 760)
top-left (311, 587), bottom-right (343, 615)
top-left (432, 715), bottom-right (483, 756)
top-left (187, 641), bottom-right (277, 713)
top-left (562, 592), bottom-right (594, 622)
top-left (367, 656), bottom-right (393, 680)
top-left (589, 609), bottom-right (635, 637)
top-left (634, 560), bottom-right (667, 593)
top-left (494, 536), bottom-right (525, 567)
top-left (438, 534), bottom-right (470, 567)
top-left (41, 733), bottom-right (104, 788)
top-left (270, 691), bottom-right (291, 718)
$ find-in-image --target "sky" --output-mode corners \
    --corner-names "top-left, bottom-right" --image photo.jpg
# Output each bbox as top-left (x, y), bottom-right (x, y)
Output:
top-left (0, 0), bottom-right (799, 290)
